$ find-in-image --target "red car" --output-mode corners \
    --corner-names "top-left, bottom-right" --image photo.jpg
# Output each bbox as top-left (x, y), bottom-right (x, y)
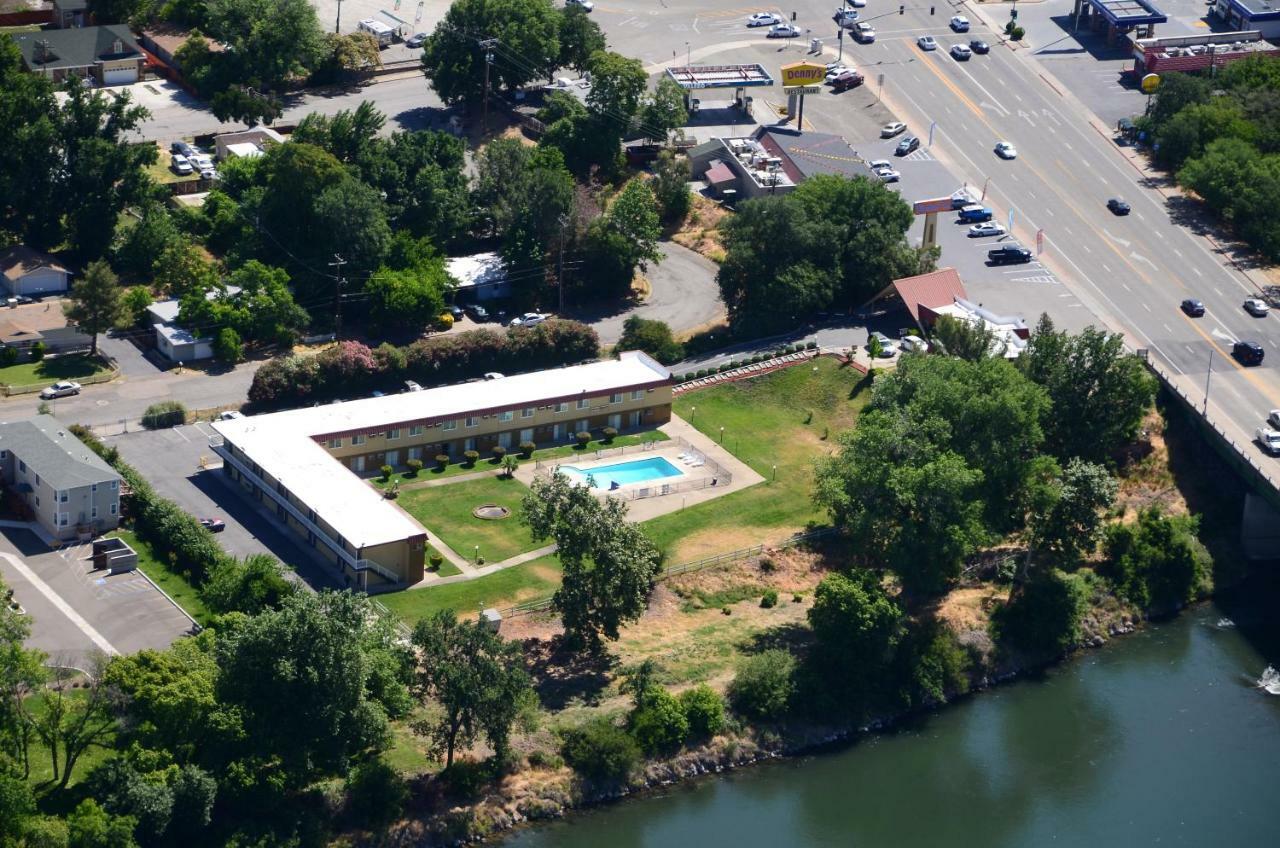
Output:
top-left (831, 71), bottom-right (864, 92)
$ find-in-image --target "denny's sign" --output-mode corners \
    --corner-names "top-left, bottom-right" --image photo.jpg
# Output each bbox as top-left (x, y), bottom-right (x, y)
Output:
top-left (780, 61), bottom-right (825, 88)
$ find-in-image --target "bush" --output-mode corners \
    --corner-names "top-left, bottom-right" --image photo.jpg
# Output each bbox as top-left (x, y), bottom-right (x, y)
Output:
top-left (29, 341), bottom-right (44, 362)
top-left (518, 440), bottom-right (536, 458)
top-left (560, 718), bottom-right (641, 784)
top-left (379, 464), bottom-right (393, 480)
top-left (992, 570), bottom-right (1085, 658)
top-left (526, 750), bottom-right (564, 770)
top-left (429, 553), bottom-right (443, 569)
top-left (575, 431), bottom-right (591, 447)
top-left (0, 345), bottom-right (17, 367)
top-left (406, 458), bottom-right (423, 476)
top-left (616, 316), bottom-right (685, 365)
top-left (760, 589), bottom-right (778, 608)
top-left (1102, 507), bottom-right (1206, 613)
top-left (344, 759), bottom-right (408, 829)
top-left (140, 401), bottom-right (186, 430)
top-left (728, 649), bottom-right (796, 721)
top-left (678, 685), bottom-right (726, 739)
top-left (435, 453), bottom-right (449, 470)
top-left (601, 426), bottom-right (618, 443)
top-left (214, 327), bottom-right (244, 365)
top-left (629, 687), bottom-right (689, 755)
top-left (806, 341), bottom-right (817, 350)
top-left (492, 445), bottom-right (507, 461)
top-left (463, 450), bottom-right (480, 467)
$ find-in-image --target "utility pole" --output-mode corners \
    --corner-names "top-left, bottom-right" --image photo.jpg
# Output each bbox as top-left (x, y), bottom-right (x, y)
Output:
top-left (329, 254), bottom-right (347, 339)
top-left (557, 214), bottom-right (570, 314)
top-left (480, 38), bottom-right (498, 133)
top-left (335, 0), bottom-right (342, 34)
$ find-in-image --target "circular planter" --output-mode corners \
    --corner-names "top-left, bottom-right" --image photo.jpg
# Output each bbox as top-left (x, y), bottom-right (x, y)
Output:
top-left (472, 504), bottom-right (512, 520)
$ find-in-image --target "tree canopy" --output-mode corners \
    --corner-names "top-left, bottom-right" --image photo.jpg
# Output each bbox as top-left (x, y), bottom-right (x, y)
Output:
top-left (423, 0), bottom-right (561, 104)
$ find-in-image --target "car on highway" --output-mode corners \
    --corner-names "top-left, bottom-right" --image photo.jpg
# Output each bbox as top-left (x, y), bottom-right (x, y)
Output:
top-left (995, 141), bottom-right (1018, 159)
top-left (1257, 428), bottom-right (1280, 455)
top-left (968, 222), bottom-right (1006, 237)
top-left (950, 44), bottom-right (972, 60)
top-left (917, 35), bottom-right (939, 50)
top-left (39, 381), bottom-right (81, 399)
top-left (1180, 298), bottom-right (1206, 317)
top-left (747, 11), bottom-right (783, 26)
top-left (874, 167), bottom-right (901, 182)
top-left (970, 39), bottom-right (990, 54)
top-left (831, 70), bottom-right (864, 91)
top-left (768, 23), bottom-right (801, 37)
top-left (406, 33), bottom-right (426, 48)
top-left (895, 135), bottom-right (921, 155)
top-left (834, 8), bottom-right (860, 25)
top-left (1269, 409), bottom-right (1280, 429)
top-left (881, 121), bottom-right (907, 138)
top-left (951, 15), bottom-right (971, 31)
top-left (988, 245), bottom-right (1033, 265)
top-left (509, 312), bottom-right (548, 327)
top-left (958, 204), bottom-right (993, 222)
top-left (1107, 198), bottom-right (1131, 215)
top-left (566, 0), bottom-right (593, 10)
top-left (1244, 297), bottom-right (1270, 316)
top-left (200, 518), bottom-right (226, 533)
top-left (1234, 340), bottom-right (1264, 365)
top-left (854, 22), bottom-right (876, 42)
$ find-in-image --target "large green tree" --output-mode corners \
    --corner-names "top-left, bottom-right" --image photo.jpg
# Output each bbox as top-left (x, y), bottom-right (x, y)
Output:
top-left (64, 260), bottom-right (128, 357)
top-left (523, 472), bottom-right (663, 651)
top-left (557, 4), bottom-right (605, 72)
top-left (422, 0), bottom-right (561, 104)
top-left (0, 584), bottom-right (45, 778)
top-left (1024, 457), bottom-right (1117, 572)
top-left (578, 180), bottom-right (662, 300)
top-left (807, 571), bottom-right (901, 681)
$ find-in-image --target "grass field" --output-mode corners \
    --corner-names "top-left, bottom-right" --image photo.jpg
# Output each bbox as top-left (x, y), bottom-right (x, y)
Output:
top-left (380, 554), bottom-right (563, 623)
top-left (641, 357), bottom-right (870, 562)
top-left (109, 529), bottom-right (211, 624)
top-left (370, 430), bottom-right (668, 490)
top-left (398, 476), bottom-right (541, 565)
top-left (0, 354), bottom-right (112, 388)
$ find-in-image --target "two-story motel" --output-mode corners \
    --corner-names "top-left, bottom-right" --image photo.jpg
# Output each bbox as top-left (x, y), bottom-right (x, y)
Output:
top-left (209, 352), bottom-right (674, 590)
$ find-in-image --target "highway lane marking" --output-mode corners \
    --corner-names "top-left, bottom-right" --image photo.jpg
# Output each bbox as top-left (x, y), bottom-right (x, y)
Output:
top-left (1186, 345), bottom-right (1195, 354)
top-left (1102, 263), bottom-right (1112, 272)
top-left (1063, 142), bottom-right (1073, 151)
top-left (1174, 248), bottom-right (1183, 258)
top-left (1194, 267), bottom-right (1204, 277)
top-left (1122, 282), bottom-right (1132, 291)
top-left (1045, 207), bottom-right (1054, 216)
top-left (1082, 244), bottom-right (1091, 253)
top-left (1215, 287), bottom-right (1224, 296)
top-left (1165, 323), bottom-right (1174, 333)
top-left (1142, 303), bottom-right (1152, 312)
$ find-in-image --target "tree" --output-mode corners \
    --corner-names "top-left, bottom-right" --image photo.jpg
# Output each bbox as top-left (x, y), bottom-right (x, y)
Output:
top-left (628, 686), bottom-right (687, 754)
top-left (366, 259), bottom-right (453, 333)
top-left (154, 242), bottom-right (217, 300)
top-left (557, 5), bottom-right (605, 72)
top-left (578, 180), bottom-right (662, 300)
top-left (650, 150), bottom-right (692, 224)
top-left (993, 570), bottom-right (1086, 658)
top-left (639, 77), bottom-right (688, 143)
top-left (616, 316), bottom-right (683, 365)
top-left (65, 799), bottom-right (138, 848)
top-left (1154, 99), bottom-right (1255, 171)
top-left (411, 611), bottom-right (532, 769)
top-left (0, 588), bottom-right (45, 778)
top-left (1146, 71), bottom-right (1211, 133)
top-left (677, 685), bottom-right (725, 739)
top-left (930, 312), bottom-right (996, 360)
top-left (222, 261), bottom-right (309, 345)
top-left (0, 772), bottom-right (36, 844)
top-left (586, 50), bottom-right (647, 128)
top-left (727, 649), bottom-right (795, 721)
top-left (200, 554), bottom-right (294, 615)
top-left (205, 0), bottom-right (327, 89)
top-left (423, 0), bottom-right (561, 104)
top-left (522, 473), bottom-right (663, 651)
top-left (213, 327), bottom-right (243, 365)
top-left (210, 85), bottom-right (283, 127)
top-left (559, 717), bottom-right (640, 783)
top-left (33, 660), bottom-right (119, 789)
top-left (1025, 458), bottom-right (1117, 571)
top-left (113, 204), bottom-right (183, 281)
top-left (1103, 508), bottom-right (1206, 613)
top-left (83, 757), bottom-right (174, 844)
top-left (292, 101), bottom-right (385, 165)
top-left (807, 571), bottom-right (902, 678)
top-left (64, 259), bottom-right (126, 357)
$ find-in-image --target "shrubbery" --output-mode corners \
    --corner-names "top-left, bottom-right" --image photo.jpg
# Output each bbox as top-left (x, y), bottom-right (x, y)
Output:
top-left (518, 441), bottom-right (536, 458)
top-left (140, 401), bottom-right (186, 430)
top-left (1103, 507), bottom-right (1207, 613)
top-left (629, 687), bottom-right (688, 755)
top-left (463, 450), bottom-right (480, 467)
top-left (992, 570), bottom-right (1086, 658)
top-left (601, 426), bottom-right (618, 442)
top-left (435, 453), bottom-right (449, 470)
top-left (560, 718), bottom-right (641, 783)
top-left (575, 431), bottom-right (591, 447)
top-left (406, 458), bottom-right (423, 476)
top-left (727, 649), bottom-right (795, 721)
top-left (678, 685), bottom-right (726, 739)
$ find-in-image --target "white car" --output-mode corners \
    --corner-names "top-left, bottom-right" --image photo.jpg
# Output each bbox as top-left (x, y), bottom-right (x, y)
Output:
top-left (968, 222), bottom-right (1007, 237)
top-left (950, 44), bottom-right (972, 60)
top-left (170, 154), bottom-right (193, 175)
top-left (834, 8), bottom-right (859, 25)
top-left (768, 23), bottom-right (801, 37)
top-left (218, 410), bottom-right (244, 421)
top-left (950, 15), bottom-right (970, 31)
top-left (747, 12), bottom-right (782, 27)
top-left (39, 381), bottom-right (81, 399)
top-left (881, 122), bottom-right (907, 138)
top-left (509, 312), bottom-right (548, 327)
top-left (1244, 297), bottom-right (1270, 317)
top-left (867, 159), bottom-right (892, 172)
top-left (1269, 409), bottom-right (1280, 429)
top-left (1257, 427), bottom-right (1280, 455)
top-left (854, 22), bottom-right (876, 42)
top-left (995, 141), bottom-right (1017, 159)
top-left (868, 332), bottom-right (898, 357)
top-left (566, 0), bottom-right (594, 11)
top-left (825, 65), bottom-right (852, 82)
top-left (482, 372), bottom-right (506, 381)
top-left (917, 35), bottom-right (938, 51)
top-left (874, 167), bottom-right (901, 183)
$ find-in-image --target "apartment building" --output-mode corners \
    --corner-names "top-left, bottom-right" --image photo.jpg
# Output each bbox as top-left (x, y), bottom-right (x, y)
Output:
top-left (0, 416), bottom-right (121, 541)
top-left (210, 351), bottom-right (674, 590)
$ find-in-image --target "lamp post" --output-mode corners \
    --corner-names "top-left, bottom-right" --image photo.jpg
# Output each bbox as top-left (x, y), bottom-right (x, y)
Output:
top-left (685, 41), bottom-right (690, 66)
top-left (691, 405), bottom-right (696, 422)
top-left (474, 545), bottom-right (480, 564)
top-left (719, 426), bottom-right (725, 444)
top-left (981, 176), bottom-right (991, 201)
top-left (772, 464), bottom-right (777, 481)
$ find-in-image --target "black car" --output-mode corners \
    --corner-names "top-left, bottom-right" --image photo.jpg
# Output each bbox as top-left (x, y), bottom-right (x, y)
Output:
top-left (466, 304), bottom-right (491, 322)
top-left (171, 141), bottom-right (194, 158)
top-left (406, 32), bottom-right (427, 48)
top-left (448, 305), bottom-right (465, 320)
top-left (970, 39), bottom-right (990, 54)
top-left (1181, 298), bottom-right (1205, 317)
top-left (895, 135), bottom-right (920, 156)
top-left (200, 518), bottom-right (226, 533)
top-left (1234, 340), bottom-right (1264, 366)
top-left (988, 245), bottom-right (1033, 265)
top-left (1107, 198), bottom-right (1131, 215)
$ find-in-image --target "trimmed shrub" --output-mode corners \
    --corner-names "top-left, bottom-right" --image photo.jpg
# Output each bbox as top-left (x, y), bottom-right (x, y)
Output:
top-left (0, 345), bottom-right (17, 367)
top-left (575, 431), bottom-right (591, 447)
top-left (806, 341), bottom-right (817, 349)
top-left (406, 458), bottom-right (423, 476)
top-left (141, 401), bottom-right (186, 430)
top-left (463, 450), bottom-right (480, 467)
top-left (629, 687), bottom-right (688, 755)
top-left (561, 718), bottom-right (641, 784)
top-left (379, 464), bottom-right (393, 480)
top-left (728, 649), bottom-right (796, 721)
top-left (518, 441), bottom-right (536, 458)
top-left (760, 589), bottom-right (778, 609)
top-left (428, 553), bottom-right (444, 570)
top-left (601, 426), bottom-right (618, 443)
top-left (492, 445), bottom-right (507, 461)
top-left (29, 341), bottom-right (44, 362)
top-left (434, 453), bottom-right (449, 470)
top-left (678, 685), bottom-right (726, 739)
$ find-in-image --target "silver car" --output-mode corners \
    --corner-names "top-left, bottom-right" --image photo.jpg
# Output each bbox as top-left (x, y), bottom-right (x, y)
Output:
top-left (40, 380), bottom-right (81, 399)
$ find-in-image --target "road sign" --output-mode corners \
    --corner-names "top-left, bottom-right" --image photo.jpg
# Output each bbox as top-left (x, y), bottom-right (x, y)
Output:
top-left (1036, 228), bottom-right (1044, 254)
top-left (913, 197), bottom-right (955, 215)
top-left (1141, 73), bottom-right (1160, 94)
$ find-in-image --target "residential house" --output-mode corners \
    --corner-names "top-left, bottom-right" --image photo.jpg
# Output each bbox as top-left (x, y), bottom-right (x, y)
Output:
top-left (145, 286), bottom-right (241, 362)
top-left (445, 252), bottom-right (510, 302)
top-left (0, 246), bottom-right (71, 298)
top-left (13, 24), bottom-right (145, 85)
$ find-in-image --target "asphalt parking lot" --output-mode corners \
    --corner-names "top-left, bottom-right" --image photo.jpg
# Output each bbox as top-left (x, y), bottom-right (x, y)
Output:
top-left (105, 425), bottom-right (341, 591)
top-left (0, 527), bottom-right (192, 668)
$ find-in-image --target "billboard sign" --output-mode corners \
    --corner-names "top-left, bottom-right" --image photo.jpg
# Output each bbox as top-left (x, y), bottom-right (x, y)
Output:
top-left (780, 61), bottom-right (826, 88)
top-left (1140, 73), bottom-right (1161, 94)
top-left (912, 197), bottom-right (954, 215)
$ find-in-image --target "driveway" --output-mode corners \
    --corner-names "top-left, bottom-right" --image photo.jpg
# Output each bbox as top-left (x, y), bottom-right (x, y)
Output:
top-left (572, 241), bottom-right (725, 344)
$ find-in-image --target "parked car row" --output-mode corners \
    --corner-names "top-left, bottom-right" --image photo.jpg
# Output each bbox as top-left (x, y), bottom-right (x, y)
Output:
top-left (169, 141), bottom-right (217, 180)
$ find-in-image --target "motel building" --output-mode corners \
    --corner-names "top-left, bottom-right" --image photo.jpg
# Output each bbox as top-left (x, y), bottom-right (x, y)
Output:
top-left (209, 352), bottom-right (674, 591)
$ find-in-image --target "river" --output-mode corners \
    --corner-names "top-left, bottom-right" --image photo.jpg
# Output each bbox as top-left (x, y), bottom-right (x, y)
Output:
top-left (503, 576), bottom-right (1280, 847)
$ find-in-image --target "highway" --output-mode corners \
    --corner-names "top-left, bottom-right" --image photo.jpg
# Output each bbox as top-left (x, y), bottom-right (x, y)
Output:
top-left (591, 0), bottom-right (1280, 477)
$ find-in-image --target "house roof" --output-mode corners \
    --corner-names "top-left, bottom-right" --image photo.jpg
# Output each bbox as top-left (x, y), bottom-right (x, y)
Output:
top-left (0, 416), bottom-right (121, 491)
top-left (755, 127), bottom-right (875, 183)
top-left (890, 268), bottom-right (969, 324)
top-left (0, 246), bottom-right (69, 283)
top-left (156, 322), bottom-right (208, 347)
top-left (14, 25), bottom-right (142, 72)
top-left (141, 24), bottom-right (226, 57)
top-left (146, 286), bottom-right (242, 326)
top-left (705, 159), bottom-right (736, 185)
top-left (53, 0), bottom-right (89, 11)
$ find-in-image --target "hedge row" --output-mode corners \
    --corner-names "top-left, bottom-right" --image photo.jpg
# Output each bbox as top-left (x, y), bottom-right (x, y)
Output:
top-left (249, 320), bottom-right (601, 408)
top-left (676, 342), bottom-right (816, 383)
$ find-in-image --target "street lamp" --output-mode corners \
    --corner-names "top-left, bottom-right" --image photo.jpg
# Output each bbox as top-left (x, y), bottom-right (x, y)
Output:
top-left (685, 41), bottom-right (690, 66)
top-left (981, 176), bottom-right (991, 201)
top-left (719, 426), bottom-right (725, 444)
top-left (691, 405), bottom-right (696, 422)
top-left (474, 545), bottom-right (480, 564)
top-left (772, 464), bottom-right (777, 481)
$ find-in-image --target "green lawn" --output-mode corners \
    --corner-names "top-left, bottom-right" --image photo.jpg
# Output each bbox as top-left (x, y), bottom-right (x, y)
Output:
top-left (22, 688), bottom-right (117, 791)
top-left (380, 554), bottom-right (563, 624)
top-left (642, 357), bottom-right (870, 562)
top-left (398, 476), bottom-right (542, 565)
top-left (425, 544), bottom-right (462, 577)
top-left (0, 354), bottom-right (113, 388)
top-left (370, 430), bottom-right (669, 490)
top-left (109, 529), bottom-right (211, 625)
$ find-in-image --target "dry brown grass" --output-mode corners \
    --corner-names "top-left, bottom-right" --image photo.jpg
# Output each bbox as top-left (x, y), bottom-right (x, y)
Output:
top-left (670, 194), bottom-right (729, 264)
top-left (1113, 407), bottom-right (1188, 520)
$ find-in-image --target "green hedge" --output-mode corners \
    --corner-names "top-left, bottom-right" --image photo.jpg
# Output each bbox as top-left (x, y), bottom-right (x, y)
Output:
top-left (140, 400), bottom-right (186, 430)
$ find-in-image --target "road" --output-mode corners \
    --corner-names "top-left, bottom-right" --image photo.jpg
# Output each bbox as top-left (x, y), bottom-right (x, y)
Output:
top-left (589, 0), bottom-right (1280, 479)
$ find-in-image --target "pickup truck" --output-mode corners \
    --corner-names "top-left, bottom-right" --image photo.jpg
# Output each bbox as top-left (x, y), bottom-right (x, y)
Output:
top-left (988, 245), bottom-right (1033, 265)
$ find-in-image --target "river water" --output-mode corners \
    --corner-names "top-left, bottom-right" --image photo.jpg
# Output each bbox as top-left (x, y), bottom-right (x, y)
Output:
top-left (503, 579), bottom-right (1280, 848)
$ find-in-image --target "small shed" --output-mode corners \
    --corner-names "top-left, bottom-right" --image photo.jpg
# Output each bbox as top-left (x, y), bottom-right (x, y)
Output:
top-left (0, 246), bottom-right (71, 297)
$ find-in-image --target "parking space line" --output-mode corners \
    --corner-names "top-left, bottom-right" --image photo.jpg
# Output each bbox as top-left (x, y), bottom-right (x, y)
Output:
top-left (171, 425), bottom-right (190, 442)
top-left (0, 552), bottom-right (117, 655)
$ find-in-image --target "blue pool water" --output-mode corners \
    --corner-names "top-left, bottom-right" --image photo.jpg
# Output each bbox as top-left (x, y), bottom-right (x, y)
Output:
top-left (560, 456), bottom-right (684, 489)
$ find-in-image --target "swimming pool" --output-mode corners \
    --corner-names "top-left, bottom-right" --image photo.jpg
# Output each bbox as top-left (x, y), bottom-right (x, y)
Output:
top-left (560, 456), bottom-right (684, 489)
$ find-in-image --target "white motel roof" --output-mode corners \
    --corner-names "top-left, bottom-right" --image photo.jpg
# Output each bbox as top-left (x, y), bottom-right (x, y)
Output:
top-left (210, 352), bottom-right (672, 549)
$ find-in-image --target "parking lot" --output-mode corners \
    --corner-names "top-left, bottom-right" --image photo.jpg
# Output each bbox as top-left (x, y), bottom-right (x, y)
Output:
top-left (0, 527), bottom-right (192, 669)
top-left (105, 424), bottom-right (342, 591)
